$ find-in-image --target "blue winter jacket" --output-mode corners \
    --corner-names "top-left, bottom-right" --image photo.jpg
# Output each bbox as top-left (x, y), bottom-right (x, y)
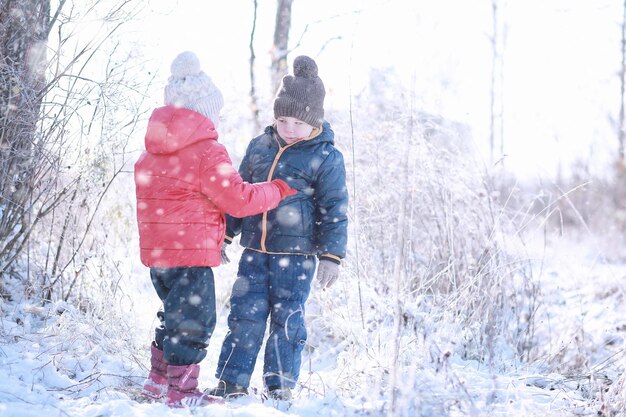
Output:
top-left (225, 121), bottom-right (348, 263)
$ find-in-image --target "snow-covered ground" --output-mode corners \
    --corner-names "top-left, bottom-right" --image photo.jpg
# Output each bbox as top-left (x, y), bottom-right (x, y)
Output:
top-left (1, 234), bottom-right (625, 417)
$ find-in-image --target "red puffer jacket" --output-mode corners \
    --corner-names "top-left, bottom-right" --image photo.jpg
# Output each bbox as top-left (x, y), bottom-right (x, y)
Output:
top-left (135, 106), bottom-right (283, 267)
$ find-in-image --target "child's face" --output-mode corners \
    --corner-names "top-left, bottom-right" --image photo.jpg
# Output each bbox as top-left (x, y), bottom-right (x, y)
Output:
top-left (275, 116), bottom-right (314, 144)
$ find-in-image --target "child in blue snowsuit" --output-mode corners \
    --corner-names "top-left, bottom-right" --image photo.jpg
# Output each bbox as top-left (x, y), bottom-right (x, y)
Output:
top-left (209, 56), bottom-right (348, 401)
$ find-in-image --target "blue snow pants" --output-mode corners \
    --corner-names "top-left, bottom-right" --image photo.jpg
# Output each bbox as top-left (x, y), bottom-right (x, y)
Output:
top-left (215, 249), bottom-right (316, 389)
top-left (150, 266), bottom-right (216, 366)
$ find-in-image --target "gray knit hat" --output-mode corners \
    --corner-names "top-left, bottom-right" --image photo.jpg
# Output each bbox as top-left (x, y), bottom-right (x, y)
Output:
top-left (273, 55), bottom-right (325, 127)
top-left (164, 51), bottom-right (224, 124)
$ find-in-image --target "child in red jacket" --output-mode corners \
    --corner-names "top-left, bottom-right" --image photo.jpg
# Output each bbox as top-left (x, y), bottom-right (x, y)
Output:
top-left (134, 51), bottom-right (295, 408)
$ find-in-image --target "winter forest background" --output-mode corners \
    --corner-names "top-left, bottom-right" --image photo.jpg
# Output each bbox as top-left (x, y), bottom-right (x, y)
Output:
top-left (1, 0), bottom-right (626, 416)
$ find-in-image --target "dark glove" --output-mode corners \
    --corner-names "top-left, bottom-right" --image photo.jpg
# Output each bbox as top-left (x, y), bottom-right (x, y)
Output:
top-left (220, 245), bottom-right (230, 265)
top-left (272, 179), bottom-right (297, 198)
top-left (316, 260), bottom-right (339, 289)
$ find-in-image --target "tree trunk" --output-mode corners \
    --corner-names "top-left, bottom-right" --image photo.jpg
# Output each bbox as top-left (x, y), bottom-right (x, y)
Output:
top-left (489, 0), bottom-right (507, 167)
top-left (617, 1), bottom-right (626, 168)
top-left (0, 0), bottom-right (50, 286)
top-left (489, 0), bottom-right (499, 165)
top-left (249, 0), bottom-right (262, 131)
top-left (271, 0), bottom-right (293, 93)
top-left (0, 0), bottom-right (49, 153)
top-left (0, 0), bottom-right (50, 185)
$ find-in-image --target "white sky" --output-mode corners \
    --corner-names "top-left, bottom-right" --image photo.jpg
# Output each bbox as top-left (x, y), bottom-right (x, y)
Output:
top-left (131, 0), bottom-right (622, 180)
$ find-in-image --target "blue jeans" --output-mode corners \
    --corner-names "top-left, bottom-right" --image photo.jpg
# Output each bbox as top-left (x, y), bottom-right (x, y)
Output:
top-left (151, 266), bottom-right (216, 366)
top-left (215, 249), bottom-right (316, 389)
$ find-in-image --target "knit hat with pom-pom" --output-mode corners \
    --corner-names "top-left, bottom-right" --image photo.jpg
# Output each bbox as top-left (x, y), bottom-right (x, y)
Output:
top-left (164, 51), bottom-right (224, 124)
top-left (273, 55), bottom-right (325, 127)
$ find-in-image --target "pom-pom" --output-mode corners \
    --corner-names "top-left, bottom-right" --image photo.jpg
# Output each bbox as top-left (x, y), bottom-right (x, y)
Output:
top-left (293, 56), bottom-right (318, 78)
top-left (170, 51), bottom-right (202, 78)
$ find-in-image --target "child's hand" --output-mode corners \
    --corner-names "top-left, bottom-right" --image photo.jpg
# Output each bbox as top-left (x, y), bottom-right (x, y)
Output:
top-left (272, 179), bottom-right (297, 198)
top-left (316, 260), bottom-right (339, 289)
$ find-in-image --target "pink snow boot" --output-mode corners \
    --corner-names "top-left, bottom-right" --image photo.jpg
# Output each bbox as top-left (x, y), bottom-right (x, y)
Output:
top-left (141, 343), bottom-right (168, 399)
top-left (166, 364), bottom-right (224, 408)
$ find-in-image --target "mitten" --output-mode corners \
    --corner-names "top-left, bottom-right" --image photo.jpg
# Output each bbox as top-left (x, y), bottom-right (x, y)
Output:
top-left (272, 179), bottom-right (297, 198)
top-left (316, 260), bottom-right (339, 289)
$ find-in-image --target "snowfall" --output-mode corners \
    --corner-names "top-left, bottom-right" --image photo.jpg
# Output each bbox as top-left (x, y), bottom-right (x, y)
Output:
top-left (3, 1), bottom-right (626, 416)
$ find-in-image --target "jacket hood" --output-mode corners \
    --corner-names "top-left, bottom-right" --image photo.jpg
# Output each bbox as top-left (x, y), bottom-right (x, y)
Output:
top-left (144, 105), bottom-right (218, 154)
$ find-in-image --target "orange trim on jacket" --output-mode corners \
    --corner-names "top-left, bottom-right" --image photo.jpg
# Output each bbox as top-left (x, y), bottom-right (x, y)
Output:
top-left (259, 126), bottom-right (322, 252)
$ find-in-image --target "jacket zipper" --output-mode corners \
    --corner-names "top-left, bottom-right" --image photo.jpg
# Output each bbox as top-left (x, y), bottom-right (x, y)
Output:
top-left (260, 127), bottom-right (321, 252)
top-left (261, 144), bottom-right (287, 252)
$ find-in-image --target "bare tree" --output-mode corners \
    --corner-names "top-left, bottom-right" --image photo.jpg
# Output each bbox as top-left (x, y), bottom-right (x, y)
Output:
top-left (248, 0), bottom-right (292, 127)
top-left (0, 0), bottom-right (49, 148)
top-left (248, 0), bottom-right (262, 132)
top-left (0, 0), bottom-right (152, 302)
top-left (271, 0), bottom-right (293, 92)
top-left (489, 0), bottom-right (506, 166)
top-left (0, 0), bottom-right (51, 295)
top-left (617, 1), bottom-right (626, 168)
